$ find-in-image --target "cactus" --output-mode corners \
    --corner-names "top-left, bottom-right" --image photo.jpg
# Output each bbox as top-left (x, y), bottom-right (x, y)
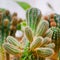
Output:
top-left (25, 26), bottom-right (33, 43)
top-left (36, 20), bottom-right (49, 36)
top-left (3, 19), bottom-right (9, 27)
top-left (30, 36), bottom-right (43, 50)
top-left (45, 28), bottom-right (53, 38)
top-left (51, 27), bottom-right (60, 51)
top-left (54, 14), bottom-right (60, 28)
top-left (42, 37), bottom-right (51, 46)
top-left (26, 8), bottom-right (42, 33)
top-left (6, 36), bottom-right (20, 48)
top-left (44, 43), bottom-right (55, 49)
top-left (35, 48), bottom-right (54, 58)
top-left (3, 43), bottom-right (22, 55)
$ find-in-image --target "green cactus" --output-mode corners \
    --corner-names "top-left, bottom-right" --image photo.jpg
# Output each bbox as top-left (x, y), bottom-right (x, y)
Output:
top-left (36, 20), bottom-right (49, 36)
top-left (35, 48), bottom-right (54, 58)
top-left (25, 26), bottom-right (33, 43)
top-left (51, 27), bottom-right (60, 52)
top-left (26, 8), bottom-right (42, 33)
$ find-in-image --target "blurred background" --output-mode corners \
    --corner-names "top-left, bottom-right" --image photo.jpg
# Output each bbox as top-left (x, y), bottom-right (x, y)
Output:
top-left (0, 0), bottom-right (60, 19)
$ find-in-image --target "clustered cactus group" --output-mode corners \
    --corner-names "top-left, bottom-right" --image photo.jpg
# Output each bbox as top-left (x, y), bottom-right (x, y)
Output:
top-left (3, 8), bottom-right (57, 60)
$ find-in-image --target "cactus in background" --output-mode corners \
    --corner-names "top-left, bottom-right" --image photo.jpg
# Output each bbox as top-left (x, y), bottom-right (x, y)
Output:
top-left (26, 8), bottom-right (42, 33)
top-left (3, 35), bottom-right (55, 60)
top-left (44, 43), bottom-right (55, 49)
top-left (42, 37), bottom-right (51, 46)
top-left (0, 46), bottom-right (6, 60)
top-left (51, 27), bottom-right (60, 52)
top-left (25, 26), bottom-right (33, 43)
top-left (25, 11), bottom-right (55, 59)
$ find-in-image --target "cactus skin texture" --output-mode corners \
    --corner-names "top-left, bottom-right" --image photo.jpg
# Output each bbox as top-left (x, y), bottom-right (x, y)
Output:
top-left (26, 8), bottom-right (42, 33)
top-left (30, 36), bottom-right (43, 50)
top-left (51, 27), bottom-right (60, 51)
top-left (25, 26), bottom-right (33, 43)
top-left (42, 37), bottom-right (51, 46)
top-left (44, 43), bottom-right (55, 49)
top-left (45, 28), bottom-right (53, 38)
top-left (36, 20), bottom-right (49, 36)
top-left (6, 36), bottom-right (20, 47)
top-left (3, 43), bottom-right (21, 55)
top-left (35, 48), bottom-right (54, 58)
